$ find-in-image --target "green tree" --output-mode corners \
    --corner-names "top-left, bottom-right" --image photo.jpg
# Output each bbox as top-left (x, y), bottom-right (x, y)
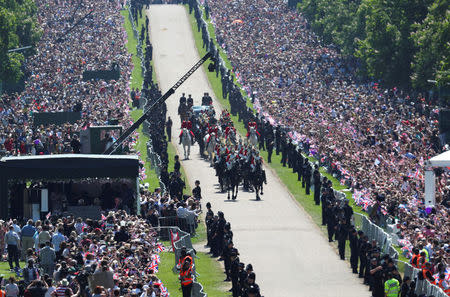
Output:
top-left (0, 0), bottom-right (40, 82)
top-left (298, 0), bottom-right (439, 88)
top-left (411, 0), bottom-right (450, 89)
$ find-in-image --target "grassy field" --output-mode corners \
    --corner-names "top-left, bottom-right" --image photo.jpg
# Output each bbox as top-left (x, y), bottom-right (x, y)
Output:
top-left (121, 9), bottom-right (145, 90)
top-left (157, 251), bottom-right (226, 297)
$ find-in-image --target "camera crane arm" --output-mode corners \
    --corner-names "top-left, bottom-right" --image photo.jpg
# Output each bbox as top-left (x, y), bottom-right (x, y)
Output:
top-left (103, 51), bottom-right (213, 155)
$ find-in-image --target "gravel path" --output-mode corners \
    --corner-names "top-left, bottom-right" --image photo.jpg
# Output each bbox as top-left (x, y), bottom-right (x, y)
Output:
top-left (147, 5), bottom-right (369, 296)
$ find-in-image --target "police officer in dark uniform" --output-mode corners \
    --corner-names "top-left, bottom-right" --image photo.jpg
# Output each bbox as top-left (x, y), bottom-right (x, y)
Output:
top-left (166, 116), bottom-right (172, 142)
top-left (230, 249), bottom-right (240, 297)
top-left (358, 231), bottom-right (369, 280)
top-left (280, 136), bottom-right (288, 167)
top-left (208, 215), bottom-right (219, 255)
top-left (266, 139), bottom-right (274, 163)
top-left (242, 273), bottom-right (260, 297)
top-left (349, 228), bottom-right (359, 274)
top-left (275, 126), bottom-right (281, 155)
top-left (313, 165), bottom-right (321, 205)
top-left (179, 93), bottom-right (187, 105)
top-left (212, 211), bottom-right (226, 257)
top-left (287, 139), bottom-right (295, 169)
top-left (369, 256), bottom-right (384, 297)
top-left (223, 240), bottom-right (233, 281)
top-left (296, 152), bottom-right (304, 181)
top-left (238, 262), bottom-right (247, 295)
top-left (205, 203), bottom-right (214, 248)
top-left (342, 199), bottom-right (354, 225)
top-left (304, 162), bottom-right (312, 195)
top-left (187, 94), bottom-right (194, 108)
top-left (325, 201), bottom-right (337, 242)
top-left (336, 219), bottom-right (349, 260)
top-left (320, 180), bottom-right (330, 225)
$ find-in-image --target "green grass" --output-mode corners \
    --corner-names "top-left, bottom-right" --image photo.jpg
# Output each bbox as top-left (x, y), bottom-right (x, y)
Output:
top-left (121, 9), bottom-right (144, 90)
top-left (157, 251), bottom-right (226, 297)
top-left (130, 108), bottom-right (161, 190)
top-left (0, 261), bottom-right (25, 280)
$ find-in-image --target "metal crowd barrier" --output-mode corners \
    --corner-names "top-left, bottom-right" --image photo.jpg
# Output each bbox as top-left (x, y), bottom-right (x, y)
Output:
top-left (396, 260), bottom-right (448, 297)
top-left (127, 3), bottom-right (167, 194)
top-left (353, 213), bottom-right (398, 259)
top-left (157, 226), bottom-right (207, 297)
top-left (158, 216), bottom-right (197, 235)
top-left (354, 213), bottom-right (447, 297)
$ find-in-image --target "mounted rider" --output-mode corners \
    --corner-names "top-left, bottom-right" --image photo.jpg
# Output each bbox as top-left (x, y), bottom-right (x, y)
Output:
top-left (181, 120), bottom-right (192, 130)
top-left (246, 121), bottom-right (260, 137)
top-left (226, 150), bottom-right (239, 170)
top-left (179, 128), bottom-right (195, 145)
top-left (225, 126), bottom-right (236, 138)
top-left (207, 124), bottom-right (218, 135)
top-left (250, 151), bottom-right (263, 172)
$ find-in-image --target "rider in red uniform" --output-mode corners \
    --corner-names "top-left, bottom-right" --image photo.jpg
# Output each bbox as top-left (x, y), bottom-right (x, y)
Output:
top-left (246, 121), bottom-right (260, 137)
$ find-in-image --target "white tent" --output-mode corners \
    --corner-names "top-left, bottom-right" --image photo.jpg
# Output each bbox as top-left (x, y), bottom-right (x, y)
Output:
top-left (428, 150), bottom-right (450, 167)
top-left (425, 150), bottom-right (450, 206)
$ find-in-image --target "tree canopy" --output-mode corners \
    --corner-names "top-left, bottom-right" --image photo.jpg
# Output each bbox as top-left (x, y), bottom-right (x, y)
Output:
top-left (299, 0), bottom-right (449, 90)
top-left (0, 0), bottom-right (41, 82)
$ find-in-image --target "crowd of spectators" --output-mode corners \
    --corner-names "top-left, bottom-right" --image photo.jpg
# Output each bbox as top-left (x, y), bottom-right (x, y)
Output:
top-left (0, 211), bottom-right (170, 297)
top-left (205, 0), bottom-right (449, 265)
top-left (0, 0), bottom-right (134, 156)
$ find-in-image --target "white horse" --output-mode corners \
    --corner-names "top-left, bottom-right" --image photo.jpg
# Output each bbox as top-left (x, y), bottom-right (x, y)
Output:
top-left (181, 128), bottom-right (192, 159)
top-left (248, 126), bottom-right (258, 147)
top-left (204, 132), bottom-right (216, 166)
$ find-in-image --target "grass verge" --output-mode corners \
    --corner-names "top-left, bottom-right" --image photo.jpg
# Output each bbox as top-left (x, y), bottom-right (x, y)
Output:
top-left (157, 251), bottom-right (226, 297)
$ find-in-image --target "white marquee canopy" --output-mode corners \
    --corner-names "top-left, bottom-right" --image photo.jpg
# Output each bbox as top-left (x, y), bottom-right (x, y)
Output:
top-left (425, 150), bottom-right (450, 206)
top-left (428, 150), bottom-right (450, 167)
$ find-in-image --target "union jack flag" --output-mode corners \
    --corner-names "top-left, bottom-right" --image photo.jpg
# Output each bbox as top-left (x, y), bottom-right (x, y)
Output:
top-left (160, 284), bottom-right (169, 297)
top-left (156, 243), bottom-right (165, 253)
top-left (149, 261), bottom-right (159, 273)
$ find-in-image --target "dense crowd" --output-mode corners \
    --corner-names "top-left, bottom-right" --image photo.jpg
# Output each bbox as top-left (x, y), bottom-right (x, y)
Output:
top-left (205, 0), bottom-right (449, 266)
top-left (0, 211), bottom-right (170, 297)
top-left (0, 0), bottom-right (134, 156)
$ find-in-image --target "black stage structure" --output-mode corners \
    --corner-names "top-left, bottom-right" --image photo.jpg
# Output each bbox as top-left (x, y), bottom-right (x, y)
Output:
top-left (0, 154), bottom-right (140, 219)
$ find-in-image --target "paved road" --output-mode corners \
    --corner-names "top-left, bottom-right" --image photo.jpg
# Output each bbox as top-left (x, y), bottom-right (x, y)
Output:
top-left (147, 5), bottom-right (369, 296)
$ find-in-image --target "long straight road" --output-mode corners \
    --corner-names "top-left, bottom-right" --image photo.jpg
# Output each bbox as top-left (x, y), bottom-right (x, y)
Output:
top-left (147, 5), bottom-right (369, 296)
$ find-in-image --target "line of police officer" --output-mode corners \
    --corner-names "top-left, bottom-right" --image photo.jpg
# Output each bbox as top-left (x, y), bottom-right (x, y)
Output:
top-left (205, 203), bottom-right (262, 297)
